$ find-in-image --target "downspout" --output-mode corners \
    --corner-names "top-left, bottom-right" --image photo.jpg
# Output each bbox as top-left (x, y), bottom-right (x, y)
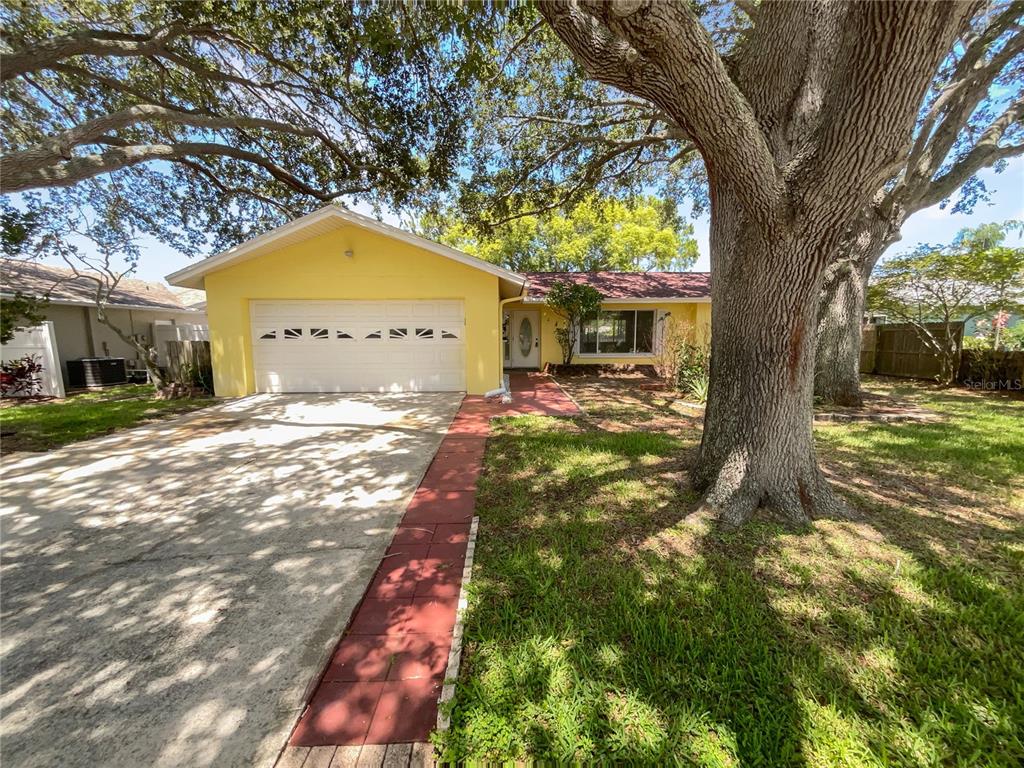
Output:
top-left (490, 278), bottom-right (529, 398)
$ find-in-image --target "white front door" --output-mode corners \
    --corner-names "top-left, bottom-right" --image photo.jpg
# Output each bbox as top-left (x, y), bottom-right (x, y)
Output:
top-left (509, 310), bottom-right (540, 368)
top-left (250, 300), bottom-right (465, 392)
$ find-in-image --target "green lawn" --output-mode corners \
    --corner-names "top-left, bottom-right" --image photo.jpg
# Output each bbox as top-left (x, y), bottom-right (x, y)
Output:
top-left (438, 377), bottom-right (1024, 766)
top-left (0, 385), bottom-right (216, 453)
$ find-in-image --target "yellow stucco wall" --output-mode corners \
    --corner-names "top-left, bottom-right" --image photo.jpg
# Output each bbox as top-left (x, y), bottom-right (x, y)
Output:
top-left (203, 225), bottom-right (502, 396)
top-left (504, 300), bottom-right (712, 367)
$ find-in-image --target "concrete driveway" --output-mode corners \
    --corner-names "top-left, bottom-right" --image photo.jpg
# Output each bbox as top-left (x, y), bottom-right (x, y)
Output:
top-left (0, 392), bottom-right (461, 768)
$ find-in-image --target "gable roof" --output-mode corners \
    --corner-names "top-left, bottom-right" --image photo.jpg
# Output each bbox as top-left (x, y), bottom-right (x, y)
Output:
top-left (0, 258), bottom-right (202, 312)
top-left (523, 271), bottom-right (711, 302)
top-left (166, 205), bottom-right (528, 298)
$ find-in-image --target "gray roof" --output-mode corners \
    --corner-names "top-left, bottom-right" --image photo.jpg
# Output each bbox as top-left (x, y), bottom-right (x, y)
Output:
top-left (170, 287), bottom-right (207, 311)
top-left (1, 258), bottom-right (202, 312)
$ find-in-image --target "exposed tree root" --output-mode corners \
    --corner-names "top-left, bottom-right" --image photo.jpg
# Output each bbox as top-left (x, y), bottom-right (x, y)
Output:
top-left (689, 457), bottom-right (856, 530)
top-left (820, 387), bottom-right (865, 409)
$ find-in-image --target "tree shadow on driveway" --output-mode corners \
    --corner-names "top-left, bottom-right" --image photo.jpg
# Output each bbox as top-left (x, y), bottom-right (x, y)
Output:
top-left (1, 392), bottom-right (461, 768)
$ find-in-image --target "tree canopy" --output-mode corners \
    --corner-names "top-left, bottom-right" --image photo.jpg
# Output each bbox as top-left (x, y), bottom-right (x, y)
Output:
top-left (869, 222), bottom-right (1024, 332)
top-left (868, 221), bottom-right (1024, 383)
top-left (1, 0), bottom-right (499, 252)
top-left (422, 194), bottom-right (698, 273)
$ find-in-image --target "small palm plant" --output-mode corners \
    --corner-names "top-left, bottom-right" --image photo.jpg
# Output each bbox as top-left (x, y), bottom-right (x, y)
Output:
top-left (682, 367), bottom-right (710, 403)
top-left (673, 330), bottom-right (710, 403)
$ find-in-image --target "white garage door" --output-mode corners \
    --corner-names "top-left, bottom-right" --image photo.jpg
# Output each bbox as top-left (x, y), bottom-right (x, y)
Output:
top-left (251, 300), bottom-right (465, 393)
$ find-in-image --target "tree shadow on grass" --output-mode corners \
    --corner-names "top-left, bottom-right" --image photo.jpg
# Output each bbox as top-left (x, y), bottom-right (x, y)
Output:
top-left (441, 387), bottom-right (1024, 766)
top-left (442, 418), bottom-right (810, 765)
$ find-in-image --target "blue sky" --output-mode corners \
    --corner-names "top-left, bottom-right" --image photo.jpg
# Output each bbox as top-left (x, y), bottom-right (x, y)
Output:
top-left (687, 156), bottom-right (1024, 272)
top-left (51, 156), bottom-right (1024, 283)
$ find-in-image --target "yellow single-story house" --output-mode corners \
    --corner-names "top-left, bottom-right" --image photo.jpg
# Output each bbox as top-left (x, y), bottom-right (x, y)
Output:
top-left (167, 206), bottom-right (711, 396)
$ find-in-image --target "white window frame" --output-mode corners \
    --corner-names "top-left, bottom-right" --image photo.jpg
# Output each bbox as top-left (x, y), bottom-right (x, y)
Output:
top-left (576, 309), bottom-right (657, 357)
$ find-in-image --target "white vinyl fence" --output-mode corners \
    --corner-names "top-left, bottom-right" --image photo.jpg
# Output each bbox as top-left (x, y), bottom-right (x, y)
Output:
top-left (1, 321), bottom-right (65, 397)
top-left (151, 321), bottom-right (209, 366)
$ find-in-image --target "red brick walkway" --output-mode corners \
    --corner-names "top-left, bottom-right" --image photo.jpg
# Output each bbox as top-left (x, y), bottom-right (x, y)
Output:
top-left (288, 374), bottom-right (579, 749)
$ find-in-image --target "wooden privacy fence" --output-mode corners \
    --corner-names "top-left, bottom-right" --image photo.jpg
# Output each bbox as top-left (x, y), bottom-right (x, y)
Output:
top-left (165, 339), bottom-right (213, 392)
top-left (860, 321), bottom-right (964, 380)
top-left (959, 349), bottom-right (1024, 387)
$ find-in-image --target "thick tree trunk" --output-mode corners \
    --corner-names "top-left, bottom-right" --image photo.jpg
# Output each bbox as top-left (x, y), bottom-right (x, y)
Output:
top-left (814, 259), bottom-right (869, 406)
top-left (539, 0), bottom-right (975, 528)
top-left (693, 197), bottom-right (847, 528)
top-left (814, 216), bottom-right (899, 406)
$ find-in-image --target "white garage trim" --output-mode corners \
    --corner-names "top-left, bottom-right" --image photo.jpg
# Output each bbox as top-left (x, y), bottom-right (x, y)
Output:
top-left (168, 206), bottom-right (527, 299)
top-left (250, 300), bottom-right (466, 393)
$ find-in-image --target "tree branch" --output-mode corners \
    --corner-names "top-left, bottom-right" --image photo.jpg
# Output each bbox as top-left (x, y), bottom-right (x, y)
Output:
top-left (539, 0), bottom-right (784, 227)
top-left (0, 22), bottom-right (203, 81)
top-left (489, 19), bottom-right (546, 82)
top-left (916, 99), bottom-right (1024, 209)
top-left (174, 158), bottom-right (297, 215)
top-left (0, 103), bottom-right (372, 193)
top-left (906, 2), bottom-right (1024, 173)
top-left (1, 140), bottom-right (361, 199)
top-left (734, 0), bottom-right (758, 21)
top-left (909, 24), bottom-right (1024, 183)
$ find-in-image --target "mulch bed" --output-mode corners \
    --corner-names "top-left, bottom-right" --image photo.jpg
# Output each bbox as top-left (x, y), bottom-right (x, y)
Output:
top-left (555, 373), bottom-right (944, 424)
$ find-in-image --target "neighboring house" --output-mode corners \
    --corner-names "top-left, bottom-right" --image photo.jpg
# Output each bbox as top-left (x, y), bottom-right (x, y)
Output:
top-left (1, 258), bottom-right (208, 387)
top-left (964, 311), bottom-right (1021, 338)
top-left (167, 206), bottom-right (712, 396)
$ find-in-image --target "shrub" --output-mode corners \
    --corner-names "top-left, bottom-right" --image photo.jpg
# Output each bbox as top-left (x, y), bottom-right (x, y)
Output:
top-left (962, 334), bottom-right (990, 351)
top-left (655, 318), bottom-right (710, 401)
top-left (174, 359), bottom-right (213, 393)
top-left (1001, 322), bottom-right (1024, 351)
top-left (545, 281), bottom-right (603, 365)
top-left (0, 354), bottom-right (44, 397)
top-left (678, 342), bottom-right (710, 402)
top-left (653, 316), bottom-right (688, 383)
top-left (682, 367), bottom-right (710, 403)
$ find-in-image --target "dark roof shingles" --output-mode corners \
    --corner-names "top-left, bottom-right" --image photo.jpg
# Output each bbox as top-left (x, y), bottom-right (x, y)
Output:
top-left (524, 271), bottom-right (710, 300)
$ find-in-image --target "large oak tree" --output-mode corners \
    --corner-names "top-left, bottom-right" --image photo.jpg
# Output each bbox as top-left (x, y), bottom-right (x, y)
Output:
top-left (537, 0), bottom-right (981, 525)
top-left (814, 1), bottom-right (1024, 404)
top-left (462, 3), bottom-right (1021, 410)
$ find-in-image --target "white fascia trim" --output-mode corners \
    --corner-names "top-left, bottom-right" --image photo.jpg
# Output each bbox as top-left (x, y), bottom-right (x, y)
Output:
top-left (165, 205), bottom-right (527, 289)
top-left (0, 292), bottom-right (203, 313)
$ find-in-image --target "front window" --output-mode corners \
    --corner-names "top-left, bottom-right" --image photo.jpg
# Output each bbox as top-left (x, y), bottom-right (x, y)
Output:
top-left (580, 310), bottom-right (655, 355)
